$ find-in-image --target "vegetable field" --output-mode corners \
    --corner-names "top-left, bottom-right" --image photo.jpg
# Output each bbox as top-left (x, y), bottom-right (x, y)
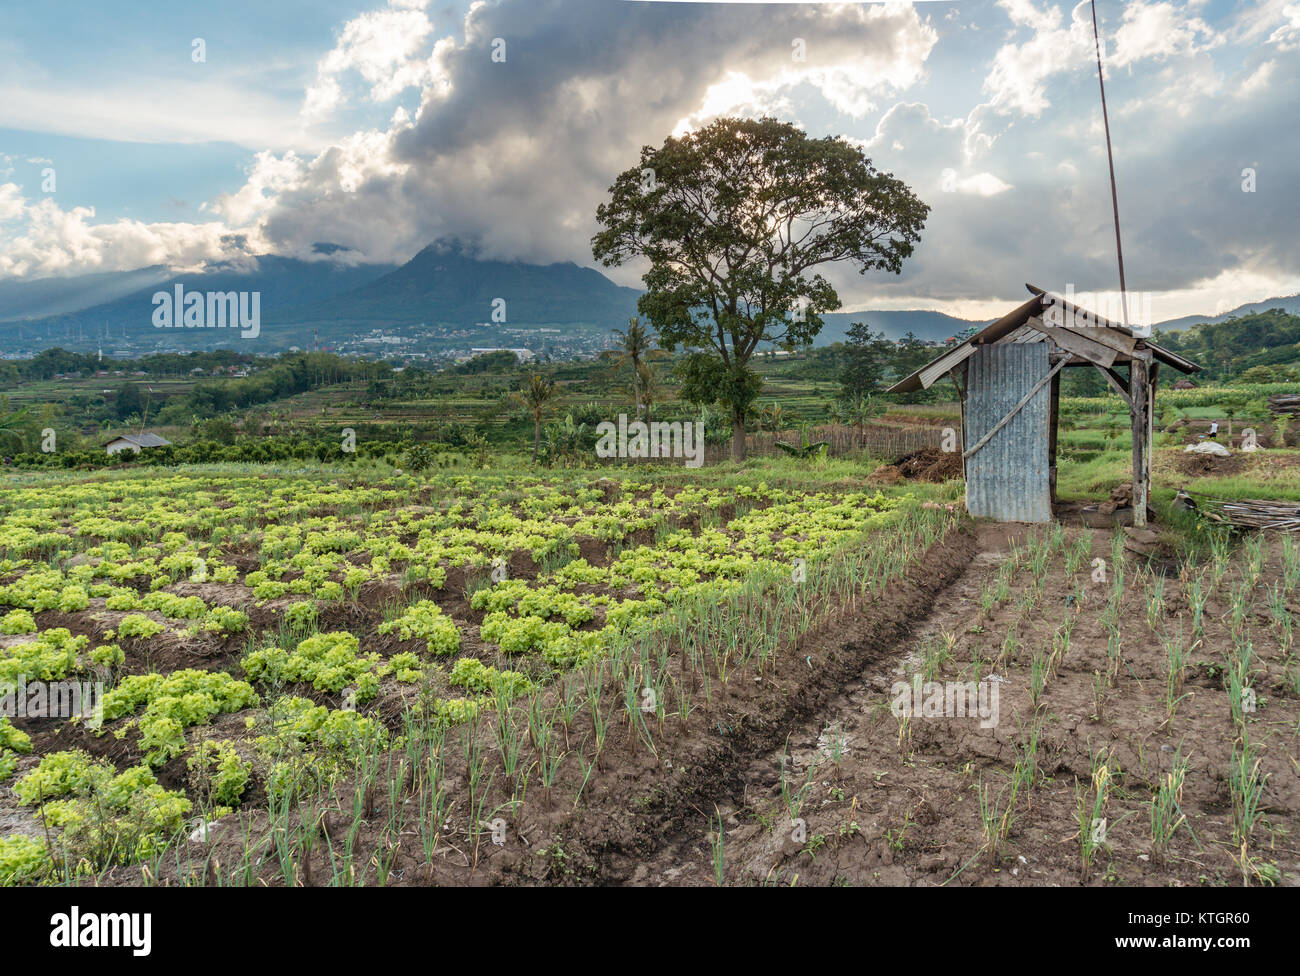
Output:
top-left (0, 461), bottom-right (959, 885)
top-left (2, 452), bottom-right (1296, 889)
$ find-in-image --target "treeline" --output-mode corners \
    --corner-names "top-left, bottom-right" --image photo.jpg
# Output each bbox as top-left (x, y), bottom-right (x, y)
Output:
top-left (1156, 309), bottom-right (1300, 383)
top-left (0, 347), bottom-right (262, 382)
top-left (1, 349), bottom-right (405, 434)
top-left (152, 353), bottom-right (392, 423)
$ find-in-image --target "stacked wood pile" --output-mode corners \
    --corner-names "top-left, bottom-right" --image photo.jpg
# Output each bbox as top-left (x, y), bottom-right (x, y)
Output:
top-left (1268, 393), bottom-right (1300, 416)
top-left (1200, 498), bottom-right (1300, 532)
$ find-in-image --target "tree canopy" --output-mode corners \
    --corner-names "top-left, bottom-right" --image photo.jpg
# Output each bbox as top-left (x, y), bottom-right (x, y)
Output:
top-left (592, 116), bottom-right (928, 459)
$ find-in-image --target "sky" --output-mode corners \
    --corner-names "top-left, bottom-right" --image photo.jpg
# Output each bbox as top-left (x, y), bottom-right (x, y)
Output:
top-left (0, 0), bottom-right (1297, 321)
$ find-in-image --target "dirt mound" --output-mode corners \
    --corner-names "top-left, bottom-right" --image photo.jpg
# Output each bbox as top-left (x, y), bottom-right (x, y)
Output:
top-left (872, 447), bottom-right (963, 484)
top-left (1173, 450), bottom-right (1251, 477)
top-left (868, 464), bottom-right (904, 485)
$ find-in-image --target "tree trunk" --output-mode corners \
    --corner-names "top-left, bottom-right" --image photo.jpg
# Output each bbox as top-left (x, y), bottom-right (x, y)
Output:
top-left (731, 405), bottom-right (746, 462)
top-left (631, 357), bottom-right (641, 418)
top-left (533, 419), bottom-right (540, 462)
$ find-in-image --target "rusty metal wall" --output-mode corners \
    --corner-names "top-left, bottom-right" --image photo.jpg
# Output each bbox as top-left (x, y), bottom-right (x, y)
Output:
top-left (964, 343), bottom-right (1051, 522)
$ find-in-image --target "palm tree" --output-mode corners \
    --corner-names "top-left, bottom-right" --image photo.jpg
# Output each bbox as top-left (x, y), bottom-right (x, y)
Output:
top-left (516, 373), bottom-right (556, 461)
top-left (637, 362), bottom-right (661, 424)
top-left (612, 317), bottom-right (653, 416)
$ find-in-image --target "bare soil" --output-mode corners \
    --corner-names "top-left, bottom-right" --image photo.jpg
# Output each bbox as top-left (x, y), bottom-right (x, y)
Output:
top-left (630, 524), bottom-right (1300, 886)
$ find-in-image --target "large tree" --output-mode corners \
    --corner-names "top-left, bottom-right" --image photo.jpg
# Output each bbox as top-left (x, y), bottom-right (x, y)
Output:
top-left (592, 116), bottom-right (928, 461)
top-left (839, 321), bottom-right (894, 400)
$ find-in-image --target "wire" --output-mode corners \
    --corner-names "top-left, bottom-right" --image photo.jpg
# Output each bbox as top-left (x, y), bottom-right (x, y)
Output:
top-left (1090, 0), bottom-right (1130, 332)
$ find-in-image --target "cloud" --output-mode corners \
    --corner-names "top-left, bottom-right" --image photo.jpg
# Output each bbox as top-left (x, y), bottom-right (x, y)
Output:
top-left (982, 1), bottom-right (1093, 118)
top-left (0, 0), bottom-right (1297, 324)
top-left (302, 0), bottom-right (437, 120)
top-left (253, 0), bottom-right (939, 269)
top-left (205, 151), bottom-right (313, 226)
top-left (0, 196), bottom-right (246, 278)
top-left (1269, 3), bottom-right (1300, 50)
top-left (0, 80), bottom-right (321, 153)
top-left (997, 0), bottom-right (1062, 33)
top-left (0, 183), bottom-right (25, 222)
top-left (1110, 1), bottom-right (1220, 68)
top-left (0, 0), bottom-right (936, 280)
top-left (982, 1), bottom-right (1219, 119)
top-left (1239, 59), bottom-right (1277, 96)
top-left (950, 172), bottom-right (1014, 196)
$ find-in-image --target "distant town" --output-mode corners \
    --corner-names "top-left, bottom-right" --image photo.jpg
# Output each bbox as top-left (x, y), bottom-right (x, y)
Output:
top-left (2, 321), bottom-right (968, 370)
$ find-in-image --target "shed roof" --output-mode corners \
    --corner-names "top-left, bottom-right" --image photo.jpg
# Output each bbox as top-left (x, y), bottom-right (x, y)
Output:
top-left (887, 284), bottom-right (1200, 394)
top-left (105, 432), bottom-right (172, 448)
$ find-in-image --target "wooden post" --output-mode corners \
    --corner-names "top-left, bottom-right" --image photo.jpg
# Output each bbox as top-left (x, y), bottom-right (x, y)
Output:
top-left (1149, 363), bottom-right (1159, 458)
top-left (1130, 352), bottom-right (1151, 527)
top-left (955, 361), bottom-right (968, 481)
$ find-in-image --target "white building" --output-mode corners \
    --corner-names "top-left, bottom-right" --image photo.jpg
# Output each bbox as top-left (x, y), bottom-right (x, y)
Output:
top-left (105, 432), bottom-right (172, 455)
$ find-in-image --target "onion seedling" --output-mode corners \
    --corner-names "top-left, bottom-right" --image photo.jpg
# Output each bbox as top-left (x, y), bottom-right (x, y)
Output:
top-left (1229, 736), bottom-right (1266, 848)
top-left (1149, 753), bottom-right (1188, 863)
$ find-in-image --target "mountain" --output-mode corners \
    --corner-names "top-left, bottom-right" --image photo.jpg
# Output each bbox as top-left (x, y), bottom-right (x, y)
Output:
top-left (820, 295), bottom-right (1300, 345)
top-left (0, 265), bottom-right (176, 321)
top-left (0, 256), bottom-right (397, 353)
top-left (272, 242), bottom-right (643, 338)
top-left (1152, 295), bottom-right (1300, 332)
top-left (2, 241), bottom-right (1296, 357)
top-left (816, 309), bottom-right (989, 345)
top-left (0, 244), bottom-right (642, 354)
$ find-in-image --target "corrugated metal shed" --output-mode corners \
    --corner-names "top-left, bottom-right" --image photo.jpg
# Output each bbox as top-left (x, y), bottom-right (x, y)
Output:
top-left (965, 343), bottom-right (1051, 523)
top-left (885, 285), bottom-right (1202, 526)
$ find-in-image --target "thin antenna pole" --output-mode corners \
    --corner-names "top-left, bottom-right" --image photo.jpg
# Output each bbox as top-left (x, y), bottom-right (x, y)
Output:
top-left (1090, 0), bottom-right (1129, 329)
top-left (138, 386), bottom-right (154, 449)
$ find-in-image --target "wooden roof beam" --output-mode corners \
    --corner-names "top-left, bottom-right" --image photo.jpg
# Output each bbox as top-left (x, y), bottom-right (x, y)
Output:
top-left (1093, 363), bottom-right (1132, 409)
top-left (1038, 301), bottom-right (1138, 356)
top-left (1022, 315), bottom-right (1119, 369)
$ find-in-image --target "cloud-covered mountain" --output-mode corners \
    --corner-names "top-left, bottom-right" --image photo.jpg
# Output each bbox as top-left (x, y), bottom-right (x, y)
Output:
top-left (7, 241), bottom-right (1294, 358)
top-left (0, 265), bottom-right (174, 322)
top-left (0, 246), bottom-right (645, 353)
top-left (0, 255), bottom-right (396, 350)
top-left (270, 242), bottom-right (643, 336)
